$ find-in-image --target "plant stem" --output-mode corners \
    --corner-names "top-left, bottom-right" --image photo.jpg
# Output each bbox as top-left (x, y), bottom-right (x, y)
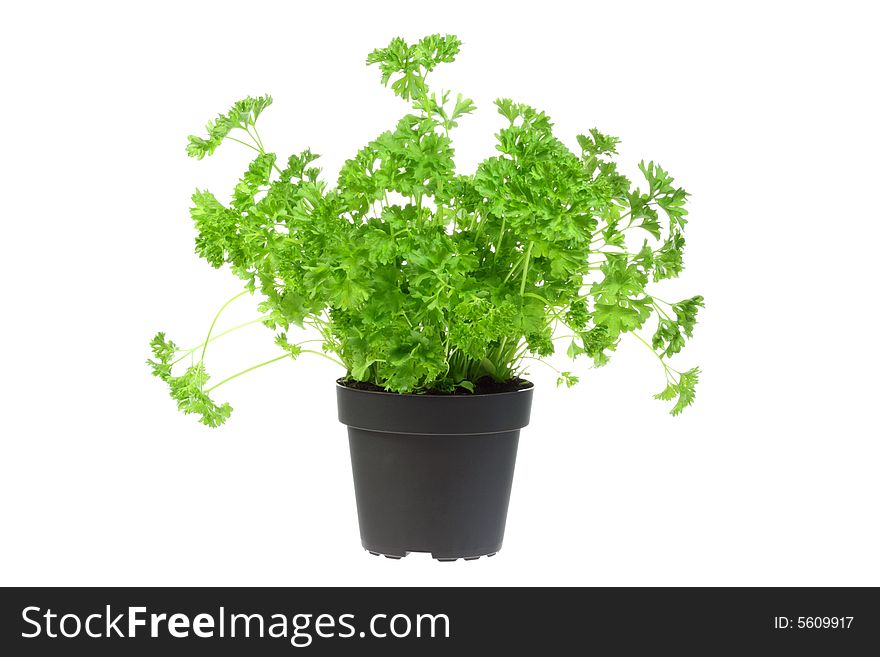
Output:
top-left (631, 331), bottom-right (660, 362)
top-left (519, 241), bottom-right (533, 296)
top-left (652, 302), bottom-right (673, 321)
top-left (173, 317), bottom-right (268, 366)
top-left (205, 354), bottom-right (289, 393)
top-left (521, 292), bottom-right (575, 332)
top-left (300, 349), bottom-right (346, 368)
top-left (250, 125), bottom-right (266, 151)
top-left (520, 356), bottom-right (563, 375)
top-left (631, 331), bottom-right (681, 380)
top-left (200, 291), bottom-right (249, 364)
top-left (502, 253), bottom-right (524, 284)
top-left (245, 125), bottom-right (283, 175)
top-left (494, 217), bottom-right (506, 261)
top-left (226, 136), bottom-right (261, 153)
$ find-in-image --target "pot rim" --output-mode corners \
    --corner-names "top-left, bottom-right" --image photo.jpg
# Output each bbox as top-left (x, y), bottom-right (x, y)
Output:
top-left (335, 377), bottom-right (534, 398)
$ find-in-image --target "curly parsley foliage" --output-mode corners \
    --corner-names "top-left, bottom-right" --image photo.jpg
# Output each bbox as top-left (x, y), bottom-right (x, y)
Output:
top-left (147, 332), bottom-right (232, 427)
top-left (149, 34), bottom-right (703, 426)
top-left (185, 96), bottom-right (274, 160)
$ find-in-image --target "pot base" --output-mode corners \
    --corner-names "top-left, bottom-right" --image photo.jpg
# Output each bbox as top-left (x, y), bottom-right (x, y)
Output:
top-left (367, 549), bottom-right (498, 561)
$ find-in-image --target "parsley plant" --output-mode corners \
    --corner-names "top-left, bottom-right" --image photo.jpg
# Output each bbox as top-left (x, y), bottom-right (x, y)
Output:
top-left (148, 34), bottom-right (703, 427)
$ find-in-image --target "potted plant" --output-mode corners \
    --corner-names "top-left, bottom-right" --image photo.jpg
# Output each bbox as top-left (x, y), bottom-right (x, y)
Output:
top-left (147, 34), bottom-right (703, 560)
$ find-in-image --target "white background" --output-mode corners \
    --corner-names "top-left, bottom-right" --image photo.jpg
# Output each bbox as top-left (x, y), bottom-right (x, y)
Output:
top-left (2, 1), bottom-right (878, 587)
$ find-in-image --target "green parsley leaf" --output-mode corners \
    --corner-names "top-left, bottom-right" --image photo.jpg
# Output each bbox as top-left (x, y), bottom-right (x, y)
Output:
top-left (653, 367), bottom-right (700, 416)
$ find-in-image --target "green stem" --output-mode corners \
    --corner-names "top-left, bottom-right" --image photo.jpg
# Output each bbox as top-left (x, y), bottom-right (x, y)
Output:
top-left (205, 354), bottom-right (288, 393)
top-left (200, 291), bottom-right (249, 364)
top-left (300, 349), bottom-right (346, 368)
top-left (226, 136), bottom-right (261, 153)
top-left (250, 125), bottom-right (266, 151)
top-left (511, 342), bottom-right (529, 363)
top-left (173, 317), bottom-right (268, 366)
top-left (246, 125), bottom-right (283, 175)
top-left (502, 254), bottom-right (524, 284)
top-left (652, 302), bottom-right (673, 321)
top-left (632, 332), bottom-right (680, 380)
top-left (521, 292), bottom-right (575, 332)
top-left (519, 242), bottom-right (534, 296)
top-left (494, 217), bottom-right (506, 261)
top-left (520, 356), bottom-right (563, 375)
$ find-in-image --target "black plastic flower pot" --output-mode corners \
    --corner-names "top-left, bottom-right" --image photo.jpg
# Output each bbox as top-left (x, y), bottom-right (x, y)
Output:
top-left (336, 380), bottom-right (534, 561)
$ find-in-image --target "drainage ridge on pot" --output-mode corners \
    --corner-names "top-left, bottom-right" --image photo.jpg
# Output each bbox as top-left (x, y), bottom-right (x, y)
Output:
top-left (336, 379), bottom-right (534, 561)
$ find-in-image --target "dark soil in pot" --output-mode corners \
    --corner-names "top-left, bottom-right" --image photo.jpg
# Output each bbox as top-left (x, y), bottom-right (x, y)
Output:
top-left (336, 378), bottom-right (534, 561)
top-left (341, 376), bottom-right (532, 396)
